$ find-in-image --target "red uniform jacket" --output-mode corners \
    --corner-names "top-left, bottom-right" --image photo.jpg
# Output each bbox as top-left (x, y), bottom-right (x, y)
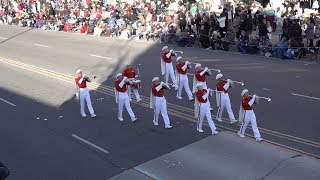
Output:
top-left (216, 80), bottom-right (229, 93)
top-left (195, 69), bottom-right (209, 82)
top-left (122, 68), bottom-right (136, 78)
top-left (242, 97), bottom-right (254, 110)
top-left (176, 62), bottom-right (190, 74)
top-left (196, 89), bottom-right (208, 103)
top-left (75, 77), bottom-right (88, 88)
top-left (162, 52), bottom-right (175, 63)
top-left (115, 79), bottom-right (129, 92)
top-left (152, 83), bottom-right (167, 97)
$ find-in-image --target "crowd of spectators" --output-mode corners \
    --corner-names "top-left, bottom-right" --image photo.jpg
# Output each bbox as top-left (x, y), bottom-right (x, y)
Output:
top-left (1, 0), bottom-right (320, 60)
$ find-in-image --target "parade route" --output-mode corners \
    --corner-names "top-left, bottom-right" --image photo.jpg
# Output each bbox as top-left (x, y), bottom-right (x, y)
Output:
top-left (0, 25), bottom-right (319, 179)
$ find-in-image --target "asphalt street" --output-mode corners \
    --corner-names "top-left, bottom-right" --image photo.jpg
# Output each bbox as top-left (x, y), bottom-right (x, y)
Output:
top-left (0, 25), bottom-right (319, 179)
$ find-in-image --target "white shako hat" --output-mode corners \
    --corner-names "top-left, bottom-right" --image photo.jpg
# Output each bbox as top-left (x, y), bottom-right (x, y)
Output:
top-left (241, 89), bottom-right (249, 96)
top-left (176, 56), bottom-right (183, 61)
top-left (162, 46), bottom-right (168, 50)
top-left (216, 73), bottom-right (223, 80)
top-left (196, 82), bottom-right (204, 88)
top-left (76, 69), bottom-right (82, 74)
top-left (116, 73), bottom-right (122, 78)
top-left (195, 63), bottom-right (201, 68)
top-left (152, 77), bottom-right (160, 82)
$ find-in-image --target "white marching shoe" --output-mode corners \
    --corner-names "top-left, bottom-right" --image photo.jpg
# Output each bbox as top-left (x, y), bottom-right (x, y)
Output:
top-left (118, 117), bottom-right (124, 121)
top-left (197, 128), bottom-right (204, 133)
top-left (91, 114), bottom-right (96, 118)
top-left (216, 118), bottom-right (223, 122)
top-left (212, 130), bottom-right (219, 135)
top-left (256, 137), bottom-right (263, 142)
top-left (237, 131), bottom-right (245, 138)
top-left (165, 124), bottom-right (172, 129)
top-left (230, 119), bottom-right (238, 125)
top-left (176, 95), bottom-right (182, 100)
top-left (153, 120), bottom-right (158, 126)
top-left (81, 114), bottom-right (87, 118)
top-left (136, 98), bottom-right (142, 102)
top-left (131, 117), bottom-right (137, 122)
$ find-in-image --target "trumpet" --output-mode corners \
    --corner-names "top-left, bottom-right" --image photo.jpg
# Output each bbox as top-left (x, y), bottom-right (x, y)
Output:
top-left (232, 81), bottom-right (244, 86)
top-left (257, 96), bottom-right (272, 102)
top-left (208, 68), bottom-right (221, 73)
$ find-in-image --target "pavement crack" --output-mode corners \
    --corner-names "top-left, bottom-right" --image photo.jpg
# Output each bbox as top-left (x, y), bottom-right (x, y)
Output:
top-left (257, 154), bottom-right (302, 180)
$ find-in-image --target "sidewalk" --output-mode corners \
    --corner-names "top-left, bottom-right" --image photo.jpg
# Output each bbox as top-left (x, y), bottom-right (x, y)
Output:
top-left (109, 131), bottom-right (320, 180)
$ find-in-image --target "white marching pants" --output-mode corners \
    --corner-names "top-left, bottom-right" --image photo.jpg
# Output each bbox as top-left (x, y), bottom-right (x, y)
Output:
top-left (238, 110), bottom-right (261, 138)
top-left (79, 88), bottom-right (94, 116)
top-left (154, 96), bottom-right (170, 125)
top-left (165, 63), bottom-right (177, 86)
top-left (198, 102), bottom-right (217, 133)
top-left (118, 92), bottom-right (135, 120)
top-left (217, 93), bottom-right (235, 120)
top-left (127, 85), bottom-right (140, 101)
top-left (177, 74), bottom-right (193, 99)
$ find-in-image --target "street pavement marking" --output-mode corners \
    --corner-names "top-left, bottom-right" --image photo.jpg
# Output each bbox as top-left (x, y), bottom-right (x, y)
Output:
top-left (34, 43), bottom-right (50, 48)
top-left (0, 98), bottom-right (16, 107)
top-left (0, 37), bottom-right (8, 39)
top-left (89, 54), bottom-right (112, 60)
top-left (133, 166), bottom-right (163, 180)
top-left (1, 57), bottom-right (320, 158)
top-left (291, 93), bottom-right (320, 101)
top-left (262, 88), bottom-right (271, 91)
top-left (72, 134), bottom-right (109, 154)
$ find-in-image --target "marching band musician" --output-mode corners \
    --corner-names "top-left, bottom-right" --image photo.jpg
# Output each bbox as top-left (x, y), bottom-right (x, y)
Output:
top-left (238, 89), bottom-right (263, 142)
top-left (75, 69), bottom-right (96, 118)
top-left (161, 46), bottom-right (178, 90)
top-left (192, 64), bottom-right (211, 93)
top-left (122, 64), bottom-right (142, 102)
top-left (194, 83), bottom-right (218, 135)
top-left (114, 73), bottom-right (138, 122)
top-left (215, 73), bottom-right (237, 124)
top-left (175, 56), bottom-right (193, 100)
top-left (150, 77), bottom-right (173, 129)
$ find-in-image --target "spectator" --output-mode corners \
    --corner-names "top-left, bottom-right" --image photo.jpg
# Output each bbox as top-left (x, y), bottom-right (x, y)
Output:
top-left (0, 161), bottom-right (10, 180)
top-left (178, 11), bottom-right (187, 32)
top-left (258, 19), bottom-right (268, 38)
top-left (274, 36), bottom-right (289, 59)
top-left (305, 18), bottom-right (315, 47)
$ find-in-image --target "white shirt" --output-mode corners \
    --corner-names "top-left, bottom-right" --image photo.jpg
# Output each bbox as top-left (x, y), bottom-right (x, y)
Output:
top-left (218, 17), bottom-right (226, 28)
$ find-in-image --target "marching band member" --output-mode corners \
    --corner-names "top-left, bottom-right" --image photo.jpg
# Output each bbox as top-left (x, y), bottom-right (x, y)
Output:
top-left (194, 83), bottom-right (218, 135)
top-left (238, 89), bottom-right (263, 142)
top-left (122, 64), bottom-right (142, 102)
top-left (192, 64), bottom-right (211, 93)
top-left (215, 73), bottom-right (237, 124)
top-left (114, 73), bottom-right (137, 122)
top-left (175, 56), bottom-right (193, 100)
top-left (150, 77), bottom-right (173, 129)
top-left (75, 69), bottom-right (96, 118)
top-left (161, 46), bottom-right (178, 90)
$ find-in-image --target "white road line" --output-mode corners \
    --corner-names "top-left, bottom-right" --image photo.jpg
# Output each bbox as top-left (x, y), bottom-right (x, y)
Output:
top-left (291, 93), bottom-right (320, 101)
top-left (0, 98), bottom-right (16, 107)
top-left (133, 166), bottom-right (163, 180)
top-left (0, 37), bottom-right (8, 39)
top-left (262, 88), bottom-right (271, 91)
top-left (72, 134), bottom-right (109, 154)
top-left (89, 54), bottom-right (112, 60)
top-left (34, 43), bottom-right (50, 48)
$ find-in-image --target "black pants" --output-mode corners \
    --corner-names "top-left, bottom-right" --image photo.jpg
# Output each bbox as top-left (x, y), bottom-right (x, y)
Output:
top-left (308, 39), bottom-right (314, 47)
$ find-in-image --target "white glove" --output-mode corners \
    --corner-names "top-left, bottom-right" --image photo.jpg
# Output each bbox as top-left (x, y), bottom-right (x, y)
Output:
top-left (160, 81), bottom-right (165, 86)
top-left (83, 74), bottom-right (87, 78)
top-left (252, 94), bottom-right (256, 99)
top-left (227, 79), bottom-right (232, 83)
top-left (135, 75), bottom-right (138, 78)
top-left (135, 80), bottom-right (141, 83)
top-left (204, 67), bottom-right (208, 72)
top-left (75, 93), bottom-right (79, 100)
top-left (186, 61), bottom-right (189, 64)
top-left (169, 49), bottom-right (173, 53)
top-left (123, 76), bottom-right (128, 81)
